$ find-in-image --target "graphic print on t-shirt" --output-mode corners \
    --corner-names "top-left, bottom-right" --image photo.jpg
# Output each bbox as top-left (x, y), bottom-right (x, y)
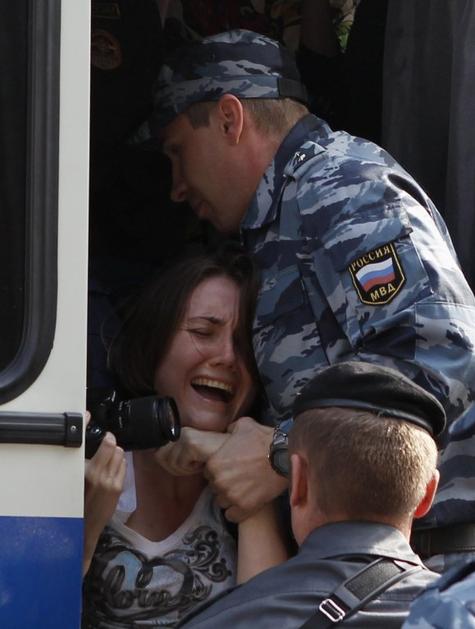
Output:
top-left (82, 489), bottom-right (236, 628)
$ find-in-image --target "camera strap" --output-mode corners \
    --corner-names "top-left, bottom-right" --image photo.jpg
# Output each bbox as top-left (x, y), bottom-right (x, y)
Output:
top-left (299, 556), bottom-right (423, 628)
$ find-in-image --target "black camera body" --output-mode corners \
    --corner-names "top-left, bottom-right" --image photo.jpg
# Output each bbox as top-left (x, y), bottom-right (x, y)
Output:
top-left (85, 389), bottom-right (180, 459)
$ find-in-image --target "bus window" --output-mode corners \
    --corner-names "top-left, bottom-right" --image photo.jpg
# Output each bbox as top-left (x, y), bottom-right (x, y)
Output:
top-left (0, 1), bottom-right (28, 373)
top-left (0, 0), bottom-right (60, 403)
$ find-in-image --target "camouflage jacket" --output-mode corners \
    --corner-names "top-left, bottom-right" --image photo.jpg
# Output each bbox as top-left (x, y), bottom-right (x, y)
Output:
top-left (241, 114), bottom-right (475, 425)
top-left (419, 403), bottom-right (475, 530)
top-left (402, 558), bottom-right (475, 628)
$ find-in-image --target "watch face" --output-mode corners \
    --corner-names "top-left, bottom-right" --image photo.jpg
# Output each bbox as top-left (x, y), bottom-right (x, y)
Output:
top-left (272, 448), bottom-right (289, 477)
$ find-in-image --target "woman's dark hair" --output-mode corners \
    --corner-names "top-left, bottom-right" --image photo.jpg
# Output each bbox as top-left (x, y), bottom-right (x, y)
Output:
top-left (108, 244), bottom-right (260, 397)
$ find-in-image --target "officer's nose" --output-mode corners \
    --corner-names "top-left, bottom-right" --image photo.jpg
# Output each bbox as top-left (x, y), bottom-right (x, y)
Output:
top-left (170, 166), bottom-right (188, 203)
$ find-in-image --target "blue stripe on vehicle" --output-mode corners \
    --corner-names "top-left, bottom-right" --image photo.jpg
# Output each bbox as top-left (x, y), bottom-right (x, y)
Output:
top-left (0, 515), bottom-right (83, 629)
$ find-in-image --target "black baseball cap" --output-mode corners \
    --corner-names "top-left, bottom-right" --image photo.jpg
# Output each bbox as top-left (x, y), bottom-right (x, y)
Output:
top-left (292, 362), bottom-right (446, 437)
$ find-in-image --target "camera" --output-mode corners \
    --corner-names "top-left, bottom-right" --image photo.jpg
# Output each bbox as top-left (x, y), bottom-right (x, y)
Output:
top-left (85, 389), bottom-right (181, 459)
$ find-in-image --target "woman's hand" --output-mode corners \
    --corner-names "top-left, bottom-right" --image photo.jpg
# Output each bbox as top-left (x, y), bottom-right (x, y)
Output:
top-left (154, 427), bottom-right (229, 476)
top-left (83, 425), bottom-right (126, 576)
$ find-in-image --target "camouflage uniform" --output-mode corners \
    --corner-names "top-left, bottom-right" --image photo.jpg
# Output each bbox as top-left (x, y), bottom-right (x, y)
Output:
top-left (243, 112), bottom-right (475, 424)
top-left (413, 403), bottom-right (475, 571)
top-left (402, 559), bottom-right (475, 628)
top-left (135, 28), bottom-right (475, 426)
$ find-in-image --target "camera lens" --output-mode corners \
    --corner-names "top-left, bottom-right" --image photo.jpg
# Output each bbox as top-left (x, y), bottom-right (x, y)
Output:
top-left (115, 395), bottom-right (180, 450)
top-left (85, 392), bottom-right (181, 458)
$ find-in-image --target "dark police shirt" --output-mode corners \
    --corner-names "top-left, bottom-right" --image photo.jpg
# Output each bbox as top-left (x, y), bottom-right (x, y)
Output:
top-left (181, 521), bottom-right (438, 629)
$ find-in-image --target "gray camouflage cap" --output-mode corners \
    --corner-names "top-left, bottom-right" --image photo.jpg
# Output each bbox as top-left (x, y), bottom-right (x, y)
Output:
top-left (133, 29), bottom-right (308, 146)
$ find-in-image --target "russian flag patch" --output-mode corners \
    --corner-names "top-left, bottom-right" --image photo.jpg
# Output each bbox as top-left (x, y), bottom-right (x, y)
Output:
top-left (348, 242), bottom-right (406, 305)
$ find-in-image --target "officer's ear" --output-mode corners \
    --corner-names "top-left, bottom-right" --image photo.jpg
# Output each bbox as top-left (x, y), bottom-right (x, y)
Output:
top-left (290, 452), bottom-right (314, 545)
top-left (414, 470), bottom-right (439, 519)
top-left (215, 94), bottom-right (244, 145)
top-left (290, 452), bottom-right (309, 509)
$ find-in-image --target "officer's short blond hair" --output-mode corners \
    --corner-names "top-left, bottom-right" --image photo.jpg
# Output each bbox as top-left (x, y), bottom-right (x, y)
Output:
top-left (186, 98), bottom-right (308, 136)
top-left (289, 407), bottom-right (437, 521)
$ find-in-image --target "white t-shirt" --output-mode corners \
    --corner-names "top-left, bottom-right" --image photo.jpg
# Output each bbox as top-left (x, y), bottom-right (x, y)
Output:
top-left (82, 487), bottom-right (236, 628)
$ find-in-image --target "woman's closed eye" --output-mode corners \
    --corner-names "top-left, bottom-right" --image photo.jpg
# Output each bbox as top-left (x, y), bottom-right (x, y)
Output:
top-left (186, 327), bottom-right (214, 339)
top-left (184, 317), bottom-right (224, 347)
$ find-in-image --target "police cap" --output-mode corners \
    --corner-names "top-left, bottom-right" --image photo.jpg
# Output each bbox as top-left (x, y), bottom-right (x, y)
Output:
top-left (133, 29), bottom-right (308, 145)
top-left (292, 361), bottom-right (446, 437)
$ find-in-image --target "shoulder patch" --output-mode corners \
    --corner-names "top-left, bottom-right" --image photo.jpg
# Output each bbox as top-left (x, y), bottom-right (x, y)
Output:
top-left (348, 242), bottom-right (406, 305)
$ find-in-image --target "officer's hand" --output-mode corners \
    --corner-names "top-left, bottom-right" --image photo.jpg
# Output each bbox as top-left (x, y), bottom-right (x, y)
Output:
top-left (154, 427), bottom-right (229, 476)
top-left (205, 417), bottom-right (288, 523)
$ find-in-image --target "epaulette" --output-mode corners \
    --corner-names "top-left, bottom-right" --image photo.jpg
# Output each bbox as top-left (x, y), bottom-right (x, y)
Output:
top-left (285, 143), bottom-right (325, 177)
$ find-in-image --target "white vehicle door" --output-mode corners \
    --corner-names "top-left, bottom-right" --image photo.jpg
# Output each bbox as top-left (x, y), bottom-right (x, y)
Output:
top-left (0, 0), bottom-right (89, 626)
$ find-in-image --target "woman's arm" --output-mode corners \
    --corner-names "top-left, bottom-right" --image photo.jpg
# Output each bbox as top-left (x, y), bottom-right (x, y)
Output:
top-left (156, 423), bottom-right (289, 580)
top-left (83, 432), bottom-right (126, 576)
top-left (237, 500), bottom-right (289, 583)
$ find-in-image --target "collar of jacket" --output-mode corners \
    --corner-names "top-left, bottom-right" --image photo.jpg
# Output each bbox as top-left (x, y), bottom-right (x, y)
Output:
top-left (240, 113), bottom-right (326, 232)
top-left (300, 521), bottom-right (424, 566)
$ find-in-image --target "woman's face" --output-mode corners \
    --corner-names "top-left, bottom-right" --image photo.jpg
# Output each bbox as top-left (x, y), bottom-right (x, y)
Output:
top-left (153, 275), bottom-right (256, 432)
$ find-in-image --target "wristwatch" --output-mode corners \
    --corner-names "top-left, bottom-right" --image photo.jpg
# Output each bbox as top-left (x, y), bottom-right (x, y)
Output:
top-left (268, 418), bottom-right (293, 478)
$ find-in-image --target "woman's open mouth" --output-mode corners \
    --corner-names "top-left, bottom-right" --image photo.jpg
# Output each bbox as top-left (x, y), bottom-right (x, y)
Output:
top-left (191, 377), bottom-right (234, 403)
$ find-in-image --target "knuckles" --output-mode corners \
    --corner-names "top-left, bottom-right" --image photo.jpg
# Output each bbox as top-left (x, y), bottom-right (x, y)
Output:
top-left (205, 456), bottom-right (225, 480)
top-left (232, 416), bottom-right (255, 432)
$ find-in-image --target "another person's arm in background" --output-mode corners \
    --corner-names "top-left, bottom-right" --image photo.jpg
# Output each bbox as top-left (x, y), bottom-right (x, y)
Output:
top-left (158, 0), bottom-right (171, 26)
top-left (301, 0), bottom-right (339, 57)
top-left (298, 0), bottom-right (343, 128)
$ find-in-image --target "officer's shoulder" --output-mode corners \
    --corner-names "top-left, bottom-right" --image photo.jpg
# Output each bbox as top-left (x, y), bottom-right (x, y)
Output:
top-left (403, 559), bottom-right (475, 628)
top-left (433, 558), bottom-right (475, 593)
top-left (286, 130), bottom-right (396, 180)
